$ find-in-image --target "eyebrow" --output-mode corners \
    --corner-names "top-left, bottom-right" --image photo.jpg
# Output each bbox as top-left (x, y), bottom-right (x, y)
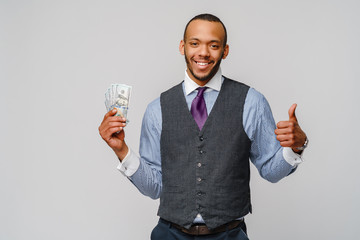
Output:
top-left (188, 38), bottom-right (221, 43)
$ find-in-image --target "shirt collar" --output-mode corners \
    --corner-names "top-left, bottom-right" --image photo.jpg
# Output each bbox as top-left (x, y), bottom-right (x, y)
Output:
top-left (184, 68), bottom-right (223, 96)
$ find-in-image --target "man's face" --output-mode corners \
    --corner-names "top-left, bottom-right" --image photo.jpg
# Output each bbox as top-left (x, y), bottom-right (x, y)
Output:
top-left (180, 20), bottom-right (229, 85)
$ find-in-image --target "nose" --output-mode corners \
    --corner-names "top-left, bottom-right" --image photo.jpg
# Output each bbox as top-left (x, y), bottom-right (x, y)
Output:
top-left (198, 44), bottom-right (210, 58)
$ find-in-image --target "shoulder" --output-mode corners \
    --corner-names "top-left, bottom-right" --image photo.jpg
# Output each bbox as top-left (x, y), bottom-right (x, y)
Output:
top-left (222, 76), bottom-right (265, 105)
top-left (244, 87), bottom-right (273, 121)
top-left (145, 97), bottom-right (161, 118)
top-left (147, 97), bottom-right (161, 110)
top-left (160, 82), bottom-right (183, 97)
top-left (146, 81), bottom-right (183, 115)
top-left (246, 87), bottom-right (266, 106)
top-left (142, 97), bottom-right (162, 132)
top-left (243, 88), bottom-right (275, 139)
top-left (244, 88), bottom-right (271, 121)
top-left (223, 77), bottom-right (250, 89)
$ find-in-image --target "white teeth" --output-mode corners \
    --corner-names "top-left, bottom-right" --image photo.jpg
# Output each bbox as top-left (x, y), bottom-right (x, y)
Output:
top-left (197, 62), bottom-right (209, 66)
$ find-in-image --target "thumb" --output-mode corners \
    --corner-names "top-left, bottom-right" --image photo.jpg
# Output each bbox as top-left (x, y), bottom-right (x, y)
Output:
top-left (288, 103), bottom-right (297, 121)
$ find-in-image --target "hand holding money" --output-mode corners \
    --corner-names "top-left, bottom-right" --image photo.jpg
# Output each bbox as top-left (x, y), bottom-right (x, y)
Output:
top-left (99, 109), bottom-right (129, 161)
top-left (99, 84), bottom-right (132, 161)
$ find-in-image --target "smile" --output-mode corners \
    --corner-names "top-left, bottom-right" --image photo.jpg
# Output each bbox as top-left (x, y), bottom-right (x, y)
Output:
top-left (194, 60), bottom-right (213, 66)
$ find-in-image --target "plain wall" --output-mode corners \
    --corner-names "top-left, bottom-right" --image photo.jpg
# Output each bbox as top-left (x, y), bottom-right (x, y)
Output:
top-left (1, 0), bottom-right (359, 239)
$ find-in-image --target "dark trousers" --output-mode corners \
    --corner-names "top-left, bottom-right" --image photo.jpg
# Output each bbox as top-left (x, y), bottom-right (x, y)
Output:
top-left (151, 219), bottom-right (249, 240)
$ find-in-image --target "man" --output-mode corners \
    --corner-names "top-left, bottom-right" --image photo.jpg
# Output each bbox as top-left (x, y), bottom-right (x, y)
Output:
top-left (99, 14), bottom-right (307, 240)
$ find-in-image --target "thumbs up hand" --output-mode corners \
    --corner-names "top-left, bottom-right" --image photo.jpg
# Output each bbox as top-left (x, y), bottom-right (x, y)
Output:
top-left (274, 104), bottom-right (307, 153)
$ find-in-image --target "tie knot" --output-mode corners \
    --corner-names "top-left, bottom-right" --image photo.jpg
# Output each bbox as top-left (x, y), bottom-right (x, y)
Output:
top-left (196, 87), bottom-right (207, 97)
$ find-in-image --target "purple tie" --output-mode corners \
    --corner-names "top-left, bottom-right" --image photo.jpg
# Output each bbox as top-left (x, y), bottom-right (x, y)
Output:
top-left (191, 87), bottom-right (208, 130)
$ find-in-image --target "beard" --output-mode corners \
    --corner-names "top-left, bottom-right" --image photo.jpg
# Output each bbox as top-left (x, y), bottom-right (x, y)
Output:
top-left (184, 49), bottom-right (223, 82)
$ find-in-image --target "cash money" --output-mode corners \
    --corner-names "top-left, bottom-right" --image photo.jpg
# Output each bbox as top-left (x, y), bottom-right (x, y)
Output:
top-left (105, 84), bottom-right (132, 121)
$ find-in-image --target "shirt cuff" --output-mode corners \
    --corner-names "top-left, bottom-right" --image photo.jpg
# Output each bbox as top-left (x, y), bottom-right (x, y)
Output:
top-left (282, 147), bottom-right (304, 167)
top-left (117, 148), bottom-right (140, 177)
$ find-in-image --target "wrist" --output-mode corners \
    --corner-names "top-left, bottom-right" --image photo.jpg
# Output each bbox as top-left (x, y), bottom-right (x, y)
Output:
top-left (293, 137), bottom-right (308, 153)
top-left (114, 144), bottom-right (129, 161)
top-left (291, 147), bottom-right (303, 154)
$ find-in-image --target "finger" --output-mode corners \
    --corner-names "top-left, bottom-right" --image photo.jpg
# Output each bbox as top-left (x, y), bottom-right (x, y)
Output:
top-left (107, 116), bottom-right (127, 123)
top-left (288, 103), bottom-right (297, 122)
top-left (107, 121), bottom-right (126, 128)
top-left (276, 121), bottom-right (295, 129)
top-left (103, 108), bottom-right (118, 121)
top-left (117, 117), bottom-right (127, 123)
top-left (104, 121), bottom-right (126, 132)
top-left (276, 133), bottom-right (294, 142)
top-left (110, 126), bottom-right (124, 134)
top-left (100, 119), bottom-right (124, 133)
top-left (279, 140), bottom-right (294, 148)
top-left (99, 116), bottom-right (126, 134)
top-left (274, 128), bottom-right (292, 135)
top-left (103, 126), bottom-right (124, 140)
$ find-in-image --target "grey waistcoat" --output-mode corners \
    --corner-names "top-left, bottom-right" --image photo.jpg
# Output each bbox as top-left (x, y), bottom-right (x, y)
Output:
top-left (159, 77), bottom-right (252, 229)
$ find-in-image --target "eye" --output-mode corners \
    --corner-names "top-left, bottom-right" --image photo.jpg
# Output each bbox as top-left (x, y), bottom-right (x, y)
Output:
top-left (189, 42), bottom-right (198, 47)
top-left (211, 44), bottom-right (219, 49)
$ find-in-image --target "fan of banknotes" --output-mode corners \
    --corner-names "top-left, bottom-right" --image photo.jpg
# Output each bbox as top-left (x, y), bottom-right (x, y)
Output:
top-left (105, 84), bottom-right (132, 121)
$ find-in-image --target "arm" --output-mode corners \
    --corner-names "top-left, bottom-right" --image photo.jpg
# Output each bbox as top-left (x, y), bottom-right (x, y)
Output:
top-left (103, 99), bottom-right (163, 199)
top-left (245, 89), bottom-right (304, 183)
top-left (126, 101), bottom-right (163, 199)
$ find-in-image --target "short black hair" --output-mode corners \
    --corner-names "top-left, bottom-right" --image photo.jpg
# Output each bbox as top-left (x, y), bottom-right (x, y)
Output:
top-left (183, 13), bottom-right (227, 47)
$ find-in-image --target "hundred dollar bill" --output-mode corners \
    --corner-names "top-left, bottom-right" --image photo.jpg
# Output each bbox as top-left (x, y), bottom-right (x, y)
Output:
top-left (105, 84), bottom-right (132, 121)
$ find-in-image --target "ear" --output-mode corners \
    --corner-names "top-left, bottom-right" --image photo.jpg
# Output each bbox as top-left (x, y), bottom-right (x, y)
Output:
top-left (179, 40), bottom-right (185, 55)
top-left (222, 44), bottom-right (229, 59)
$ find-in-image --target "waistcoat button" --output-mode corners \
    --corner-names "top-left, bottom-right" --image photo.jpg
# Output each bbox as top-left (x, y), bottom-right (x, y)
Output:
top-left (197, 177), bottom-right (202, 182)
top-left (197, 162), bottom-right (202, 167)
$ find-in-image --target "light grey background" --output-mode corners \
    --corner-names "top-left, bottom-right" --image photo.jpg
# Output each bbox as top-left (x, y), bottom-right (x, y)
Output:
top-left (1, 0), bottom-right (359, 239)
